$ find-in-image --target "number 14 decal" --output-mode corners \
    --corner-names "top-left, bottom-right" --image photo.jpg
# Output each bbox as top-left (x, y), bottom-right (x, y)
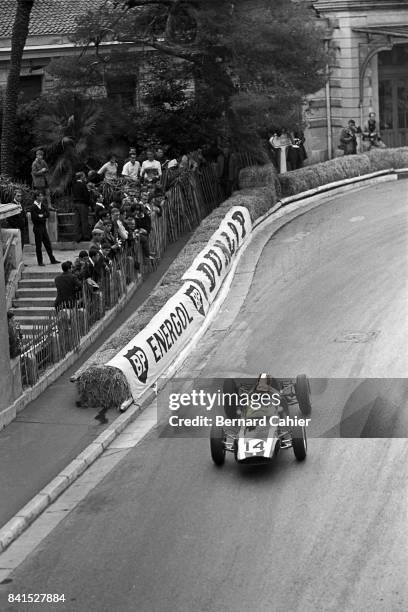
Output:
top-left (245, 440), bottom-right (265, 453)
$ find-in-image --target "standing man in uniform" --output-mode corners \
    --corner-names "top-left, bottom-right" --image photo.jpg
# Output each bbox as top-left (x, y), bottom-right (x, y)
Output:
top-left (30, 191), bottom-right (60, 267)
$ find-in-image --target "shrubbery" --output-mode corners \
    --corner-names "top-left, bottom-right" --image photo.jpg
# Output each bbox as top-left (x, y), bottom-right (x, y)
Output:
top-left (278, 147), bottom-right (408, 197)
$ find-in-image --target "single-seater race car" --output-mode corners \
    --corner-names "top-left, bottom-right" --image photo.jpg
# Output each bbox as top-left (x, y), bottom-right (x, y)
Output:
top-left (210, 374), bottom-right (312, 466)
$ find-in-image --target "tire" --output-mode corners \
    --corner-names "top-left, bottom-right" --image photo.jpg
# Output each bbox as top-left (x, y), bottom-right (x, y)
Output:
top-left (223, 378), bottom-right (239, 418)
top-left (295, 374), bottom-right (312, 416)
top-left (210, 425), bottom-right (226, 466)
top-left (292, 425), bottom-right (307, 461)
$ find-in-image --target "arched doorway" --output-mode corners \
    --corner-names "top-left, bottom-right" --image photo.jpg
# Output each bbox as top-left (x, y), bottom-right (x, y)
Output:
top-left (378, 44), bottom-right (408, 147)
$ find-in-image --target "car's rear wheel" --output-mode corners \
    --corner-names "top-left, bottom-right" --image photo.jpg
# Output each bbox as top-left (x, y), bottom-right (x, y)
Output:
top-left (210, 425), bottom-right (226, 466)
top-left (223, 378), bottom-right (238, 418)
top-left (295, 374), bottom-right (312, 416)
top-left (292, 425), bottom-right (307, 461)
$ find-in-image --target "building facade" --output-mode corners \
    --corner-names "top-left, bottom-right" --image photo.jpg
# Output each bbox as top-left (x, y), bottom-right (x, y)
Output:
top-left (0, 0), bottom-right (142, 104)
top-left (308, 0), bottom-right (408, 162)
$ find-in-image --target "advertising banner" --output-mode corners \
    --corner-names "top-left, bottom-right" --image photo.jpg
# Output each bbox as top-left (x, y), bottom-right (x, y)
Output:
top-left (108, 282), bottom-right (209, 399)
top-left (182, 206), bottom-right (252, 305)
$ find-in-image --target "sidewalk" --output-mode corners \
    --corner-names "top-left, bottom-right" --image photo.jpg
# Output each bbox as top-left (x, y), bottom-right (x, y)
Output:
top-left (0, 233), bottom-right (191, 529)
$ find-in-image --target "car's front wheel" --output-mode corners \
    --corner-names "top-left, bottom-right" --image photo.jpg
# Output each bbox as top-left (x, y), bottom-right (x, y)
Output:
top-left (295, 374), bottom-right (312, 416)
top-left (210, 425), bottom-right (226, 466)
top-left (292, 425), bottom-right (307, 461)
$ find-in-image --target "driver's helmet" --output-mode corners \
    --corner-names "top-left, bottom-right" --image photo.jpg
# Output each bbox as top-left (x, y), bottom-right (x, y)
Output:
top-left (254, 373), bottom-right (280, 394)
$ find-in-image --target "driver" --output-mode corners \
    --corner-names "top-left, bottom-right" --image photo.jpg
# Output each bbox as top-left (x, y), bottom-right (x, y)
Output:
top-left (244, 374), bottom-right (287, 421)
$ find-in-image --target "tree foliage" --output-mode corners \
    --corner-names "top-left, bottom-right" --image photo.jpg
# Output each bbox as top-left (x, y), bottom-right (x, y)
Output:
top-left (68, 0), bottom-right (330, 155)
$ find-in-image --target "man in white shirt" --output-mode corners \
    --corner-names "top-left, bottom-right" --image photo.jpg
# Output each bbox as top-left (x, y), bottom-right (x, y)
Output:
top-left (140, 150), bottom-right (162, 183)
top-left (122, 152), bottom-right (140, 182)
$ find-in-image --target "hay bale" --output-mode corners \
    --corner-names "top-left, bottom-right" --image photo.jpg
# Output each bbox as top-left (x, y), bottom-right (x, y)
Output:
top-left (367, 147), bottom-right (408, 171)
top-left (279, 154), bottom-right (372, 197)
top-left (77, 365), bottom-right (131, 409)
top-left (239, 164), bottom-right (279, 190)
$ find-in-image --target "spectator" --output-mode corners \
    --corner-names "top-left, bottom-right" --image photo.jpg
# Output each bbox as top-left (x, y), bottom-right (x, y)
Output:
top-left (89, 246), bottom-right (108, 283)
top-left (94, 194), bottom-right (108, 221)
top-left (111, 207), bottom-right (128, 241)
top-left (134, 203), bottom-right (155, 260)
top-left (140, 150), bottom-right (162, 183)
top-left (54, 261), bottom-right (82, 310)
top-left (287, 131), bottom-right (307, 170)
top-left (6, 190), bottom-right (26, 246)
top-left (362, 112), bottom-right (386, 150)
top-left (98, 153), bottom-right (118, 183)
top-left (125, 216), bottom-right (140, 271)
top-left (30, 191), bottom-right (60, 267)
top-left (122, 151), bottom-right (140, 183)
top-left (93, 210), bottom-right (110, 232)
top-left (89, 227), bottom-right (106, 249)
top-left (102, 219), bottom-right (122, 259)
top-left (73, 250), bottom-right (93, 281)
top-left (339, 120), bottom-right (359, 155)
top-left (31, 149), bottom-right (51, 207)
top-left (87, 169), bottom-right (103, 187)
top-left (269, 129), bottom-right (293, 173)
top-left (7, 310), bottom-right (22, 359)
top-left (72, 171), bottom-right (91, 242)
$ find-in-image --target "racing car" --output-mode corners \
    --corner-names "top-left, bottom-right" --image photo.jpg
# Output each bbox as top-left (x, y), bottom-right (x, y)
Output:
top-left (210, 374), bottom-right (311, 466)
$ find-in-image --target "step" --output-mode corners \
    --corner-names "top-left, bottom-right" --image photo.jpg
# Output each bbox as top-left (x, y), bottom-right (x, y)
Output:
top-left (13, 297), bottom-right (55, 308)
top-left (19, 279), bottom-right (56, 289)
top-left (14, 317), bottom-right (51, 329)
top-left (16, 288), bottom-right (57, 299)
top-left (21, 269), bottom-right (57, 279)
top-left (14, 306), bottom-right (55, 317)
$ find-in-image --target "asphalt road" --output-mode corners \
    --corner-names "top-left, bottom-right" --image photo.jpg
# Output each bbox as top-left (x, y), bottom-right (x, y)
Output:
top-left (1, 181), bottom-right (407, 611)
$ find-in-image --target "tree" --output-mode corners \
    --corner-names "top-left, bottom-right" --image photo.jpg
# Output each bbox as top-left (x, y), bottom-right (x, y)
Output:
top-left (1, 0), bottom-right (35, 177)
top-left (69, 0), bottom-right (330, 157)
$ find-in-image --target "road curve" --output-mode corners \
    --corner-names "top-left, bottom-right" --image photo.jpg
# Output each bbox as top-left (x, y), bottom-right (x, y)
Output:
top-left (1, 181), bottom-right (407, 612)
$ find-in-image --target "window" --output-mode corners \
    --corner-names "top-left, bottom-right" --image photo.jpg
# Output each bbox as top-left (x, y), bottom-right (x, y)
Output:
top-left (106, 75), bottom-right (136, 106)
top-left (18, 75), bottom-right (42, 102)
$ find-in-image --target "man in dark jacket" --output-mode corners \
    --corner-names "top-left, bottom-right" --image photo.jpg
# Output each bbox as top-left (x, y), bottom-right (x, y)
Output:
top-left (30, 191), bottom-right (59, 266)
top-left (134, 203), bottom-right (154, 259)
top-left (72, 250), bottom-right (93, 281)
top-left (72, 172), bottom-right (91, 242)
top-left (54, 261), bottom-right (82, 310)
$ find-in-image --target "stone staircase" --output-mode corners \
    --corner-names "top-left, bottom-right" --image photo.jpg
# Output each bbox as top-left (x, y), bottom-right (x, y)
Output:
top-left (13, 269), bottom-right (56, 335)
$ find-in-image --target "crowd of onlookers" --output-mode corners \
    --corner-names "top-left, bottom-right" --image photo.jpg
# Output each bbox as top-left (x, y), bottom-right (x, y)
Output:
top-left (3, 141), bottom-right (239, 312)
top-left (38, 143), bottom-right (239, 310)
top-left (338, 112), bottom-right (386, 155)
top-left (53, 147), bottom-right (171, 309)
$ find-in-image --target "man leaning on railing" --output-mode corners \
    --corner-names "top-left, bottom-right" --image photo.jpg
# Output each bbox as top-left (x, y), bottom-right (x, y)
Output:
top-left (54, 261), bottom-right (82, 311)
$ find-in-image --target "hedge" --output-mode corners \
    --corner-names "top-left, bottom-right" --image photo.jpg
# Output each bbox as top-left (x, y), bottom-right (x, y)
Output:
top-left (278, 147), bottom-right (408, 197)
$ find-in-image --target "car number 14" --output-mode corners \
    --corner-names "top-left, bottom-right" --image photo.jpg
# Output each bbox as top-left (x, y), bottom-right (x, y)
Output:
top-left (245, 440), bottom-right (265, 453)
